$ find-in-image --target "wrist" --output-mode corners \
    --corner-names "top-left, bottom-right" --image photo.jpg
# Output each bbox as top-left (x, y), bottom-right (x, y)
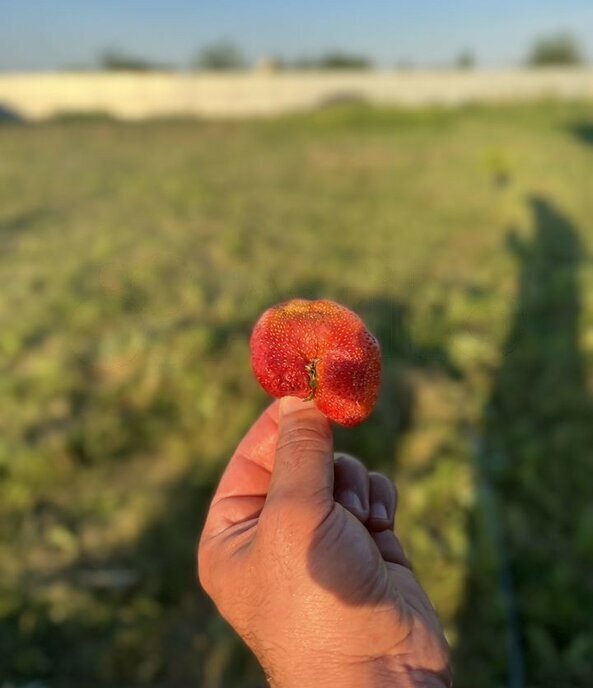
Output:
top-left (266, 657), bottom-right (449, 688)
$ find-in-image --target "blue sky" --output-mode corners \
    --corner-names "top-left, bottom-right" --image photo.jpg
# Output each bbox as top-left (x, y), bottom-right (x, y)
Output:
top-left (1, 0), bottom-right (592, 71)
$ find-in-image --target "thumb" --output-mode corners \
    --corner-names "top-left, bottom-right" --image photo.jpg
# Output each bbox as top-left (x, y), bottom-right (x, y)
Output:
top-left (267, 396), bottom-right (334, 506)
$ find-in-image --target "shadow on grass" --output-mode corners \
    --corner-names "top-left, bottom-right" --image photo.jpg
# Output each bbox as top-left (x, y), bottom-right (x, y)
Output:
top-left (0, 103), bottom-right (25, 125)
top-left (331, 296), bottom-right (455, 476)
top-left (0, 460), bottom-right (264, 688)
top-left (0, 209), bottom-right (48, 246)
top-left (454, 197), bottom-right (593, 688)
top-left (569, 123), bottom-right (593, 148)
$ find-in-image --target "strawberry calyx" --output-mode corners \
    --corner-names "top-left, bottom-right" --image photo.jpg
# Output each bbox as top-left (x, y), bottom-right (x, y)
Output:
top-left (303, 359), bottom-right (320, 401)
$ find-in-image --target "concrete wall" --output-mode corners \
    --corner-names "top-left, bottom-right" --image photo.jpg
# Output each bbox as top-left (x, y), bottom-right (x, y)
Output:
top-left (1, 69), bottom-right (593, 120)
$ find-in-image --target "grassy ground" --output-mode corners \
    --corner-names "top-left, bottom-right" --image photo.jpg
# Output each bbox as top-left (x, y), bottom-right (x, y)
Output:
top-left (1, 102), bottom-right (593, 687)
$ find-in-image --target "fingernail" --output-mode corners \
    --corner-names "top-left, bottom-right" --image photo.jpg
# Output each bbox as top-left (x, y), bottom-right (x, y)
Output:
top-left (280, 395), bottom-right (315, 417)
top-left (338, 489), bottom-right (364, 514)
top-left (371, 502), bottom-right (389, 521)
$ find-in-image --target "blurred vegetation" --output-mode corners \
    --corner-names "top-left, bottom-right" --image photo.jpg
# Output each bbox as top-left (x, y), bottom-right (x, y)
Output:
top-left (290, 51), bottom-right (373, 70)
top-left (192, 40), bottom-right (248, 72)
top-left (81, 35), bottom-right (591, 74)
top-left (98, 49), bottom-right (173, 73)
top-left (455, 50), bottom-right (476, 70)
top-left (1, 102), bottom-right (593, 687)
top-left (526, 32), bottom-right (585, 67)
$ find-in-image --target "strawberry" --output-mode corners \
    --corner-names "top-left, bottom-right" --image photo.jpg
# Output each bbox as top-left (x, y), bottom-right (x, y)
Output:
top-left (250, 299), bottom-right (381, 427)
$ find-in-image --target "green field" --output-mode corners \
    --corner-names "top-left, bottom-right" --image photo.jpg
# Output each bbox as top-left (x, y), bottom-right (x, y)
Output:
top-left (1, 103), bottom-right (593, 687)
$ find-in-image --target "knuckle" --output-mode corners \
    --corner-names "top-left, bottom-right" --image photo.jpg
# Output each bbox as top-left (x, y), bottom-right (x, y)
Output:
top-left (369, 472), bottom-right (398, 511)
top-left (334, 452), bottom-right (365, 471)
top-left (279, 422), bottom-right (329, 446)
top-left (261, 492), bottom-right (324, 537)
top-left (262, 492), bottom-right (304, 522)
top-left (368, 470), bottom-right (388, 482)
top-left (370, 470), bottom-right (396, 492)
top-left (276, 425), bottom-right (329, 461)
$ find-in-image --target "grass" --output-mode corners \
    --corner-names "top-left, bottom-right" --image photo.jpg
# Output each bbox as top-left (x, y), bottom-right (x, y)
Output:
top-left (1, 101), bottom-right (593, 687)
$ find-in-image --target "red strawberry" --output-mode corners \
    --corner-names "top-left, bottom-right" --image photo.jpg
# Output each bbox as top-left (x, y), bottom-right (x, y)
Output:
top-left (250, 299), bottom-right (381, 427)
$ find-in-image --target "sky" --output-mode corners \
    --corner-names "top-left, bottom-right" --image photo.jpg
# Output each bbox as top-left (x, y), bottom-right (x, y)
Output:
top-left (1, 0), bottom-right (592, 71)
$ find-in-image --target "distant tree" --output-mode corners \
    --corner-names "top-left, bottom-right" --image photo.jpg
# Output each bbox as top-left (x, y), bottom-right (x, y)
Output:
top-left (291, 51), bottom-right (372, 70)
top-left (526, 32), bottom-right (584, 67)
top-left (98, 49), bottom-right (170, 72)
top-left (193, 40), bottom-right (247, 71)
top-left (455, 50), bottom-right (476, 70)
top-left (318, 52), bottom-right (373, 70)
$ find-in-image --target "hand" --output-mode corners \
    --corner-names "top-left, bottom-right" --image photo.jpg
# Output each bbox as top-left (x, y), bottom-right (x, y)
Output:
top-left (198, 396), bottom-right (450, 687)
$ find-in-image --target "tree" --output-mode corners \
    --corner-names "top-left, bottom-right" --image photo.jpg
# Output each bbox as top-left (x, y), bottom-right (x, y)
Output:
top-left (193, 40), bottom-right (246, 71)
top-left (526, 32), bottom-right (584, 67)
top-left (316, 51), bottom-right (373, 70)
top-left (98, 49), bottom-right (170, 72)
top-left (455, 50), bottom-right (476, 70)
top-left (291, 51), bottom-right (372, 70)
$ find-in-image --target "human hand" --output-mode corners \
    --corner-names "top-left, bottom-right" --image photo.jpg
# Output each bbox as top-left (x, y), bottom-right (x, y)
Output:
top-left (198, 397), bottom-right (450, 687)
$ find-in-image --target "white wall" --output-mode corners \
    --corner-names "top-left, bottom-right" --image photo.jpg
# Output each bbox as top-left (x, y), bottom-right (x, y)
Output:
top-left (1, 69), bottom-right (593, 120)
